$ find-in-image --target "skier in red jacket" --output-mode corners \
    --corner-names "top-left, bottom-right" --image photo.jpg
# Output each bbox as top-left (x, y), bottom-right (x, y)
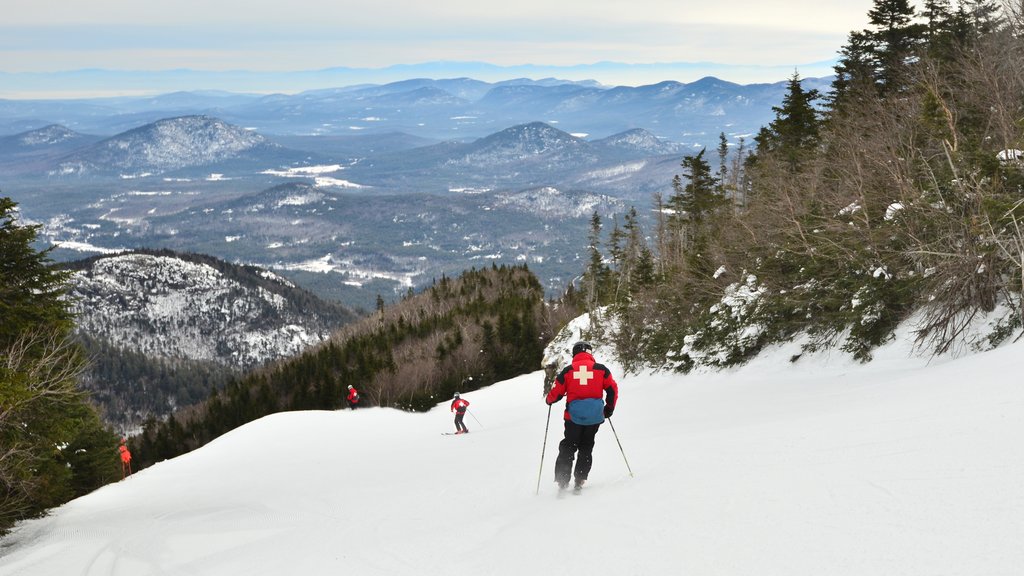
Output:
top-left (118, 438), bottom-right (133, 479)
top-left (346, 385), bottom-right (360, 409)
top-left (450, 392), bottom-right (470, 434)
top-left (545, 341), bottom-right (618, 492)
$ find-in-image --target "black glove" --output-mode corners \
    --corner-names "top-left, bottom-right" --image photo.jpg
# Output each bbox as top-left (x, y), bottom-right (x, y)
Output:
top-left (603, 405), bottom-right (614, 418)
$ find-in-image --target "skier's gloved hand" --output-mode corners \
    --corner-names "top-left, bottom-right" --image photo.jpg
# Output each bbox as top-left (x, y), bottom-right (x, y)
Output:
top-left (603, 405), bottom-right (614, 418)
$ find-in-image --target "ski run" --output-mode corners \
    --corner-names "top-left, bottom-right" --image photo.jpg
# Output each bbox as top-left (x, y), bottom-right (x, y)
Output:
top-left (1, 322), bottom-right (1023, 575)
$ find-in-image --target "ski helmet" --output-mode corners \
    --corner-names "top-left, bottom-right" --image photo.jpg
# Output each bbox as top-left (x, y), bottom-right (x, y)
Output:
top-left (347, 385), bottom-right (353, 390)
top-left (571, 341), bottom-right (593, 356)
top-left (454, 392), bottom-right (460, 398)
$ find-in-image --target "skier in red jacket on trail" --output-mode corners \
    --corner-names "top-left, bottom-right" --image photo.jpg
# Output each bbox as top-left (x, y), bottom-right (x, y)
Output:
top-left (346, 385), bottom-right (360, 410)
top-left (545, 341), bottom-right (618, 492)
top-left (118, 438), bottom-right (133, 479)
top-left (451, 392), bottom-right (470, 434)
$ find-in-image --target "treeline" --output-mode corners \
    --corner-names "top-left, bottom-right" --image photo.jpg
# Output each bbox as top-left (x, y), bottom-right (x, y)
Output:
top-left (0, 197), bottom-right (121, 535)
top-left (130, 264), bottom-right (581, 470)
top-left (77, 334), bottom-right (235, 434)
top-left (586, 0), bottom-right (1024, 370)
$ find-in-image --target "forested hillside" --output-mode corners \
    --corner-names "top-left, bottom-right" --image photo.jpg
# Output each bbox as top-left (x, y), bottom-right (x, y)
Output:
top-left (130, 264), bottom-right (581, 469)
top-left (65, 249), bottom-right (360, 433)
top-left (584, 0), bottom-right (1024, 370)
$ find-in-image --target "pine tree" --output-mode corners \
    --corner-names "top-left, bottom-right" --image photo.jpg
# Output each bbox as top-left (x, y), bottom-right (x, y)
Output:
top-left (755, 72), bottom-right (821, 170)
top-left (583, 211), bottom-right (609, 310)
top-left (867, 0), bottom-right (926, 94)
top-left (0, 196), bottom-right (116, 535)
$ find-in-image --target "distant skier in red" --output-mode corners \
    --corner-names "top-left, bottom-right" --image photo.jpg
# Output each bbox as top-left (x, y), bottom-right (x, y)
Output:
top-left (118, 438), bottom-right (133, 479)
top-left (546, 341), bottom-right (618, 492)
top-left (451, 392), bottom-right (470, 434)
top-left (346, 385), bottom-right (360, 410)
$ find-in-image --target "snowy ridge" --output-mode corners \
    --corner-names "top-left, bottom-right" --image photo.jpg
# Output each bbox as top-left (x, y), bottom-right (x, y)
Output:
top-left (446, 122), bottom-right (597, 167)
top-left (53, 115), bottom-right (273, 176)
top-left (1, 318), bottom-right (1022, 575)
top-left (68, 253), bottom-right (345, 368)
top-left (592, 128), bottom-right (683, 155)
top-left (492, 186), bottom-right (623, 219)
top-left (13, 124), bottom-right (84, 147)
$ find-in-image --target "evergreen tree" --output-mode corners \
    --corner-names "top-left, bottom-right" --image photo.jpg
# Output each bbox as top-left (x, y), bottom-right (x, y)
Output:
top-left (867, 0), bottom-right (925, 93)
top-left (676, 149), bottom-right (724, 229)
top-left (716, 132), bottom-right (730, 189)
top-left (755, 72), bottom-right (821, 170)
top-left (830, 30), bottom-right (878, 105)
top-left (583, 211), bottom-right (609, 310)
top-left (0, 196), bottom-right (116, 535)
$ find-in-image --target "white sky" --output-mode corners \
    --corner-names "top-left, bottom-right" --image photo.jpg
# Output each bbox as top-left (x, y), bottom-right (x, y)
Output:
top-left (1, 313), bottom-right (1022, 575)
top-left (1, 0), bottom-right (875, 82)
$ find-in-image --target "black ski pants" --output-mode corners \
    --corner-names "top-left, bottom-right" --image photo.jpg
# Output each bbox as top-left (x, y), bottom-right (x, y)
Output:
top-left (454, 411), bottom-right (468, 432)
top-left (554, 420), bottom-right (601, 485)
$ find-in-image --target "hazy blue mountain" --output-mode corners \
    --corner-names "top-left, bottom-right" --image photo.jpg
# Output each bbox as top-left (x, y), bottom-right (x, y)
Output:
top-left (0, 124), bottom-right (103, 175)
top-left (0, 76), bottom-right (833, 148)
top-left (47, 115), bottom-right (313, 177)
top-left (592, 128), bottom-right (685, 157)
top-left (0, 60), bottom-right (838, 101)
top-left (348, 122), bottom-right (618, 191)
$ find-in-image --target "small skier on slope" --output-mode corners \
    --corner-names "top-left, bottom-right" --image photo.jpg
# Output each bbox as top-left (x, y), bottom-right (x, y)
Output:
top-left (346, 385), bottom-right (360, 410)
top-left (451, 392), bottom-right (470, 434)
top-left (546, 341), bottom-right (618, 492)
top-left (118, 438), bottom-right (133, 479)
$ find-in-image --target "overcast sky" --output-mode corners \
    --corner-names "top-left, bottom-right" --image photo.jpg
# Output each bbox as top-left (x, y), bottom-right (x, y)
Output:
top-left (2, 0), bottom-right (874, 85)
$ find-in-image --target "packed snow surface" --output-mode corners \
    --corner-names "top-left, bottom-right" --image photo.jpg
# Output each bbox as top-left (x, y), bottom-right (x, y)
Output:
top-left (2, 328), bottom-right (1023, 575)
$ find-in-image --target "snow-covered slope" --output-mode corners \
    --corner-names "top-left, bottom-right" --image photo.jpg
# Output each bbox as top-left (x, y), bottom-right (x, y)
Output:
top-left (2, 328), bottom-right (1022, 575)
top-left (52, 115), bottom-right (276, 176)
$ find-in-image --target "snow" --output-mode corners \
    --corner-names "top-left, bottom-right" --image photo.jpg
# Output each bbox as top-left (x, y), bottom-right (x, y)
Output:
top-left (261, 165), bottom-right (344, 177)
top-left (274, 255), bottom-right (421, 288)
top-left (313, 176), bottom-right (365, 188)
top-left (2, 327), bottom-right (1024, 575)
top-left (54, 241), bottom-right (124, 254)
top-left (997, 149), bottom-right (1023, 162)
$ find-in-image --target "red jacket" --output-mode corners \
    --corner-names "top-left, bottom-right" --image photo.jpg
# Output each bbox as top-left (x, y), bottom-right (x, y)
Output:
top-left (119, 444), bottom-right (132, 463)
top-left (347, 387), bottom-right (360, 404)
top-left (546, 351), bottom-right (618, 421)
top-left (451, 398), bottom-right (470, 413)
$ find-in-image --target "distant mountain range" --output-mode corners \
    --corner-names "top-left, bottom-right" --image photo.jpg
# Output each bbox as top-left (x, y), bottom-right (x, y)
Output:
top-left (0, 114), bottom-right (687, 194)
top-left (0, 74), bottom-right (832, 308)
top-left (0, 76), bottom-right (834, 148)
top-left (0, 60), bottom-right (839, 100)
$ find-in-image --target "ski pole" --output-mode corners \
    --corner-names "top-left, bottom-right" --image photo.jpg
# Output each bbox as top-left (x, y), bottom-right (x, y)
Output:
top-left (535, 404), bottom-right (552, 495)
top-left (467, 408), bottom-right (484, 428)
top-left (607, 418), bottom-right (634, 478)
